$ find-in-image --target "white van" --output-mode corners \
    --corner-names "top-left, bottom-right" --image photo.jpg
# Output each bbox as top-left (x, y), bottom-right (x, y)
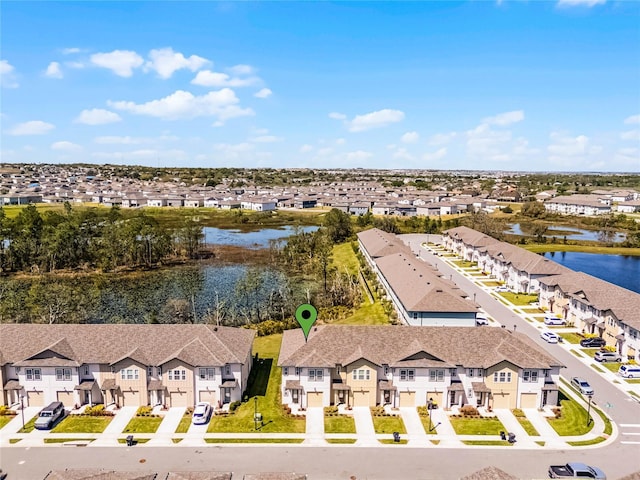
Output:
top-left (618, 365), bottom-right (640, 379)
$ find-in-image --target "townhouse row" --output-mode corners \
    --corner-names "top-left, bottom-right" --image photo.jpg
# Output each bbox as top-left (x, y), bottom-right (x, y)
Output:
top-left (278, 325), bottom-right (563, 410)
top-left (0, 324), bottom-right (254, 409)
top-left (443, 226), bottom-right (640, 359)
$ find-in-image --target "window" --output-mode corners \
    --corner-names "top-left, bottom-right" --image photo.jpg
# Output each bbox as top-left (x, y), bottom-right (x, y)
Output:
top-left (55, 368), bottom-right (72, 381)
top-left (225, 364), bottom-right (231, 375)
top-left (199, 368), bottom-right (215, 380)
top-left (383, 366), bottom-right (389, 376)
top-left (148, 367), bottom-right (153, 377)
top-left (295, 367), bottom-right (301, 376)
top-left (84, 366), bottom-right (90, 376)
top-left (429, 369), bottom-right (444, 382)
top-left (400, 369), bottom-right (415, 381)
top-left (336, 365), bottom-right (341, 374)
top-left (523, 370), bottom-right (539, 383)
top-left (25, 368), bottom-right (41, 381)
top-left (158, 366), bottom-right (162, 376)
top-left (169, 369), bottom-right (186, 381)
top-left (309, 369), bottom-right (324, 382)
top-left (352, 369), bottom-right (370, 380)
top-left (284, 367), bottom-right (289, 376)
top-left (493, 371), bottom-right (512, 383)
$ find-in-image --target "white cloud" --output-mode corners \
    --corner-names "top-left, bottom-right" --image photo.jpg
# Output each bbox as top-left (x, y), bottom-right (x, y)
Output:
top-left (213, 142), bottom-right (255, 160)
top-left (7, 120), bottom-right (55, 136)
top-left (401, 131), bottom-right (419, 144)
top-left (392, 147), bottom-right (414, 161)
top-left (1, 59), bottom-right (19, 88)
top-left (191, 70), bottom-right (258, 87)
top-left (482, 110), bottom-right (524, 126)
top-left (620, 130), bottom-right (640, 141)
top-left (423, 148), bottom-right (447, 162)
top-left (346, 150), bottom-right (373, 161)
top-left (317, 147), bottom-right (334, 157)
top-left (547, 132), bottom-right (602, 166)
top-left (557, 0), bottom-right (605, 6)
top-left (62, 47), bottom-right (81, 54)
top-left (228, 64), bottom-right (254, 75)
top-left (624, 114), bottom-right (640, 125)
top-left (51, 141), bottom-right (81, 151)
top-left (44, 62), bottom-right (63, 79)
top-left (336, 138), bottom-right (346, 145)
top-left (108, 89), bottom-right (254, 122)
top-left (428, 132), bottom-right (457, 146)
top-left (90, 50), bottom-right (144, 77)
top-left (466, 123), bottom-right (512, 158)
top-left (74, 108), bottom-right (122, 125)
top-left (65, 61), bottom-right (85, 69)
top-left (251, 135), bottom-right (282, 143)
top-left (144, 48), bottom-right (209, 79)
top-left (95, 136), bottom-right (149, 145)
top-left (328, 112), bottom-right (347, 120)
top-left (254, 88), bottom-right (272, 99)
top-left (300, 144), bottom-right (313, 153)
top-left (92, 149), bottom-right (188, 162)
top-left (348, 109), bottom-right (405, 132)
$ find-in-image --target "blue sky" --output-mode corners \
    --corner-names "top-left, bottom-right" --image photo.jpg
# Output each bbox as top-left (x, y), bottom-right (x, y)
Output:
top-left (1, 1), bottom-right (639, 172)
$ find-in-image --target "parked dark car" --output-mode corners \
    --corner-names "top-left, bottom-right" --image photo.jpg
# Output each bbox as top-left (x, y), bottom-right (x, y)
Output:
top-left (579, 337), bottom-right (606, 348)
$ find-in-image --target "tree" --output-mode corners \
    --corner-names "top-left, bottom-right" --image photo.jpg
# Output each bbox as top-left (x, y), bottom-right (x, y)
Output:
top-left (323, 208), bottom-right (353, 243)
top-left (521, 201), bottom-right (546, 218)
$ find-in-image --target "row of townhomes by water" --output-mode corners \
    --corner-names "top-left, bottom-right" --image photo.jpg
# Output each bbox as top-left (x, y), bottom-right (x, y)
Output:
top-left (0, 324), bottom-right (254, 409)
top-left (278, 326), bottom-right (563, 410)
top-left (357, 228), bottom-right (479, 326)
top-left (443, 226), bottom-right (640, 360)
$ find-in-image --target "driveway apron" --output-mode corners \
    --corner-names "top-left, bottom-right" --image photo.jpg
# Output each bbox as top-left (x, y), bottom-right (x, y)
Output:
top-left (399, 407), bottom-right (429, 445)
top-left (304, 407), bottom-right (326, 445)
top-left (147, 407), bottom-right (185, 445)
top-left (352, 407), bottom-right (377, 446)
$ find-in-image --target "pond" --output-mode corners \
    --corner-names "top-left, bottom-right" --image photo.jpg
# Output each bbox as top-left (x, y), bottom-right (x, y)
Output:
top-left (203, 225), bottom-right (319, 248)
top-left (542, 251), bottom-right (640, 293)
top-left (507, 224), bottom-right (626, 243)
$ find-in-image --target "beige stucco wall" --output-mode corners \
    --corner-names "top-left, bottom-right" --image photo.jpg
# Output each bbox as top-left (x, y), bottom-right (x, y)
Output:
top-left (346, 359), bottom-right (378, 407)
top-left (485, 361), bottom-right (519, 409)
top-left (112, 359), bottom-right (148, 406)
top-left (162, 359), bottom-right (195, 404)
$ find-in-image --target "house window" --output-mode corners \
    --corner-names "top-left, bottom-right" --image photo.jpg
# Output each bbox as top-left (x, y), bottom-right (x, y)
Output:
top-left (336, 365), bottom-right (341, 374)
top-left (352, 369), bottom-right (370, 380)
top-left (383, 366), bottom-right (389, 376)
top-left (199, 368), bottom-right (215, 380)
top-left (400, 369), bottom-right (415, 381)
top-left (284, 367), bottom-right (289, 376)
top-left (148, 367), bottom-right (153, 377)
top-left (84, 366), bottom-right (90, 376)
top-left (295, 367), bottom-right (301, 376)
top-left (309, 369), bottom-right (324, 382)
top-left (26, 368), bottom-right (41, 381)
top-left (56, 368), bottom-right (72, 381)
top-left (225, 364), bottom-right (231, 375)
top-left (523, 370), bottom-right (538, 383)
top-left (158, 366), bottom-right (162, 376)
top-left (429, 369), bottom-right (444, 382)
top-left (169, 369), bottom-right (186, 381)
top-left (493, 372), bottom-right (512, 383)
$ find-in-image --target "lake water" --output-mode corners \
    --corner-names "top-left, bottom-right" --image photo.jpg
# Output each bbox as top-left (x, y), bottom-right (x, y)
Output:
top-left (203, 225), bottom-right (319, 248)
top-left (507, 224), bottom-right (626, 243)
top-left (542, 251), bottom-right (640, 293)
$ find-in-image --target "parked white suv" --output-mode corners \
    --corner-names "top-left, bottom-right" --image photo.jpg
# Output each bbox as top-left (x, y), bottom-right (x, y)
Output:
top-left (594, 351), bottom-right (621, 363)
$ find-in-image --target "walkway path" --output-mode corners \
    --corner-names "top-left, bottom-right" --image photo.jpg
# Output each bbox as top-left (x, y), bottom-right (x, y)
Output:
top-left (304, 407), bottom-right (326, 445)
top-left (429, 408), bottom-right (462, 447)
top-left (399, 407), bottom-right (428, 446)
top-left (352, 407), bottom-right (377, 446)
top-left (493, 409), bottom-right (537, 447)
top-left (91, 406), bottom-right (137, 446)
top-left (146, 407), bottom-right (185, 446)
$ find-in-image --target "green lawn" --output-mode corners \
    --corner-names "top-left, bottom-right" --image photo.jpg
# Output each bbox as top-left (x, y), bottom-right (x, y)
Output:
top-left (122, 416), bottom-right (163, 434)
top-left (117, 437), bottom-right (150, 444)
top-left (372, 415), bottom-right (406, 434)
top-left (600, 362), bottom-right (622, 373)
top-left (449, 417), bottom-right (506, 435)
top-left (451, 260), bottom-right (477, 268)
top-left (568, 436), bottom-right (607, 446)
top-left (205, 438), bottom-right (304, 443)
top-left (497, 292), bottom-right (539, 306)
top-left (379, 439), bottom-right (408, 444)
top-left (44, 438), bottom-right (94, 444)
top-left (0, 415), bottom-right (16, 430)
top-left (559, 332), bottom-right (584, 344)
top-left (332, 243), bottom-right (360, 275)
top-left (175, 414), bottom-right (192, 433)
top-left (324, 415), bottom-right (356, 433)
top-left (479, 281), bottom-right (501, 287)
top-left (52, 416), bottom-right (112, 433)
top-left (515, 418), bottom-right (539, 436)
top-left (208, 334), bottom-right (305, 433)
top-left (18, 417), bottom-right (37, 433)
top-left (520, 307), bottom-right (545, 314)
top-left (547, 393), bottom-right (594, 436)
top-left (462, 440), bottom-right (512, 446)
top-left (333, 296), bottom-right (389, 325)
top-left (523, 244), bottom-right (640, 256)
top-left (327, 438), bottom-right (357, 444)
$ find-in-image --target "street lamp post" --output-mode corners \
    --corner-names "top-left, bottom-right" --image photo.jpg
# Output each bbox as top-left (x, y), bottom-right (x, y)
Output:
top-left (20, 394), bottom-right (25, 430)
top-left (427, 397), bottom-right (433, 431)
top-left (587, 394), bottom-right (593, 427)
top-left (254, 396), bottom-right (258, 430)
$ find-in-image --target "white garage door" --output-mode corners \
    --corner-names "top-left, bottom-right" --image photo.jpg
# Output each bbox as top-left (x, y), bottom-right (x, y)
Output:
top-left (520, 393), bottom-right (538, 409)
top-left (28, 391), bottom-right (44, 407)
top-left (399, 391), bottom-right (415, 407)
top-left (57, 391), bottom-right (75, 407)
top-left (199, 391), bottom-right (217, 405)
top-left (122, 390), bottom-right (139, 407)
top-left (169, 390), bottom-right (189, 407)
top-left (353, 391), bottom-right (370, 407)
top-left (492, 392), bottom-right (511, 409)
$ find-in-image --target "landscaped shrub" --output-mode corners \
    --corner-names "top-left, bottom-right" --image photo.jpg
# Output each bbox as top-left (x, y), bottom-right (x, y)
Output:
top-left (83, 404), bottom-right (111, 416)
top-left (0, 405), bottom-right (16, 416)
top-left (229, 401), bottom-right (241, 412)
top-left (324, 406), bottom-right (339, 416)
top-left (552, 407), bottom-right (562, 419)
top-left (136, 406), bottom-right (154, 416)
top-left (603, 345), bottom-right (616, 352)
top-left (511, 409), bottom-right (525, 418)
top-left (459, 405), bottom-right (479, 417)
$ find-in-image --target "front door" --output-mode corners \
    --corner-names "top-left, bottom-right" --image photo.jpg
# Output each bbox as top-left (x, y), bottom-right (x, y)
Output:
top-left (449, 391), bottom-right (456, 407)
top-left (292, 389), bottom-right (299, 404)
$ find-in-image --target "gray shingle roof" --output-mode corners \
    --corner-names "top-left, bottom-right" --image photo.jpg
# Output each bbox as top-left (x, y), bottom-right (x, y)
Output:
top-left (0, 325), bottom-right (255, 367)
top-left (278, 326), bottom-right (563, 370)
top-left (357, 228), bottom-right (414, 258)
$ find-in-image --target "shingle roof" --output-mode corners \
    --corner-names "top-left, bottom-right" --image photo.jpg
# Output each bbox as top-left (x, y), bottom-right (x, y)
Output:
top-left (165, 473), bottom-right (232, 480)
top-left (44, 471), bottom-right (157, 480)
top-left (278, 326), bottom-right (563, 370)
top-left (0, 325), bottom-right (255, 367)
top-left (460, 466), bottom-right (518, 480)
top-left (357, 228), bottom-right (413, 258)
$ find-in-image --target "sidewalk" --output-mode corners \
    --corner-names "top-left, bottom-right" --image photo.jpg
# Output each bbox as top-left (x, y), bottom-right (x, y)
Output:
top-left (91, 406), bottom-right (137, 446)
top-left (0, 406), bottom-right (40, 442)
top-left (352, 407), bottom-right (377, 446)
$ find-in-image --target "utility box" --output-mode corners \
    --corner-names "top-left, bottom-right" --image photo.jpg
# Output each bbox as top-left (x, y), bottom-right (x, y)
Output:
top-left (254, 413), bottom-right (263, 423)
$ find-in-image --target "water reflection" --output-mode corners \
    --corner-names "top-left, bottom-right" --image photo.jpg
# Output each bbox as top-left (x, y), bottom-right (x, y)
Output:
top-left (202, 225), bottom-right (319, 248)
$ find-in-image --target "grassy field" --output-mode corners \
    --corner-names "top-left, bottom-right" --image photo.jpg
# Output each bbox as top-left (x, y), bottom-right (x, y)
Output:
top-left (523, 244), bottom-right (640, 256)
top-left (332, 243), bottom-right (360, 276)
top-left (567, 436), bottom-right (606, 446)
top-left (497, 292), bottom-right (539, 306)
top-left (44, 438), bottom-right (94, 444)
top-left (18, 417), bottom-right (37, 433)
top-left (175, 413), bottom-right (193, 433)
top-left (511, 410), bottom-right (539, 436)
top-left (122, 416), bottom-right (163, 434)
top-left (559, 332), bottom-right (584, 344)
top-left (372, 415), bottom-right (406, 434)
top-left (207, 334), bottom-right (305, 433)
top-left (449, 417), bottom-right (505, 435)
top-left (324, 415), bottom-right (356, 433)
top-left (0, 415), bottom-right (16, 430)
top-left (547, 393), bottom-right (594, 436)
top-left (205, 438), bottom-right (305, 443)
top-left (326, 438), bottom-right (357, 444)
top-left (52, 416), bottom-right (112, 433)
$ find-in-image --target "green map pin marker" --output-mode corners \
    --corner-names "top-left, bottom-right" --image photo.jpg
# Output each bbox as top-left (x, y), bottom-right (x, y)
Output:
top-left (295, 303), bottom-right (317, 342)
